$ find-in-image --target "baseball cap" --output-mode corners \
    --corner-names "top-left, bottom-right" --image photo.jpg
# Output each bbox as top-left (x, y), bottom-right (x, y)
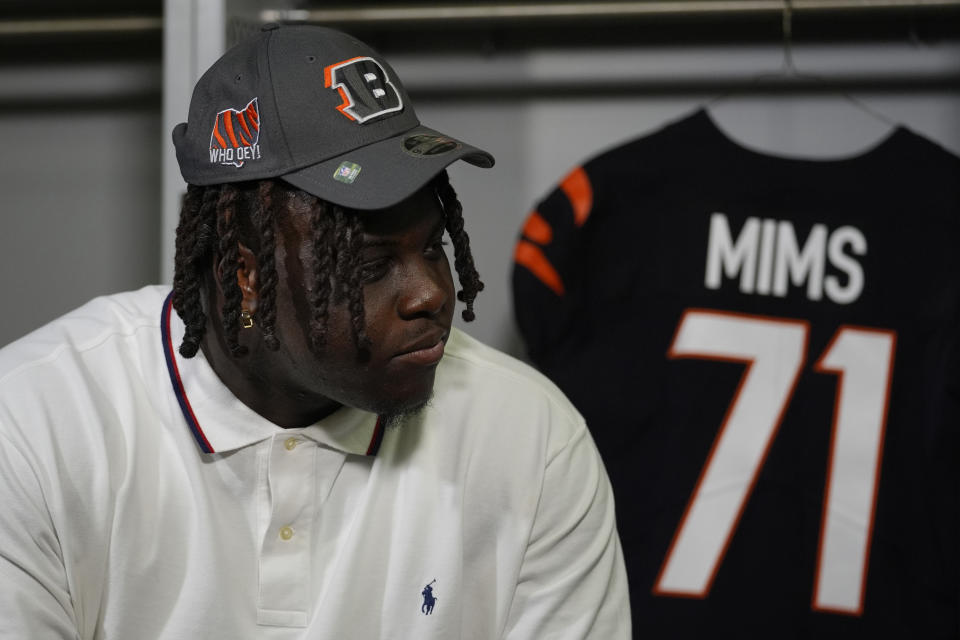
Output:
top-left (172, 23), bottom-right (494, 210)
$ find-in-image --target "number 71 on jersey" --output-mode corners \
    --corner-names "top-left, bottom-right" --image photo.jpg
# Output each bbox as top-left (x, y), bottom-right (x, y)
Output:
top-left (654, 309), bottom-right (896, 616)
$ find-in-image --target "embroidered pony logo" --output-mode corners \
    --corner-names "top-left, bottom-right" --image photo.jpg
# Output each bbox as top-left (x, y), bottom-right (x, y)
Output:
top-left (421, 579), bottom-right (437, 615)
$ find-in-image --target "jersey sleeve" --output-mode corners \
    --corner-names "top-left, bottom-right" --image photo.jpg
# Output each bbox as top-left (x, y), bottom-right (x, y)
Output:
top-left (0, 429), bottom-right (81, 639)
top-left (512, 165), bottom-right (594, 368)
top-left (502, 419), bottom-right (631, 639)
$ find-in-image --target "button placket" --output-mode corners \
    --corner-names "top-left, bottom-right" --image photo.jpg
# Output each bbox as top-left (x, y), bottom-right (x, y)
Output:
top-left (257, 433), bottom-right (316, 627)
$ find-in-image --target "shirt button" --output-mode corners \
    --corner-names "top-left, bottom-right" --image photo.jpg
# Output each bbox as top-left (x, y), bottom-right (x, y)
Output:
top-left (279, 526), bottom-right (294, 541)
top-left (284, 437), bottom-right (298, 451)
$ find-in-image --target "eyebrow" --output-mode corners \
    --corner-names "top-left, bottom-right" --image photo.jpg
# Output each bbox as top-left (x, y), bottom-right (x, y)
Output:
top-left (363, 219), bottom-right (446, 248)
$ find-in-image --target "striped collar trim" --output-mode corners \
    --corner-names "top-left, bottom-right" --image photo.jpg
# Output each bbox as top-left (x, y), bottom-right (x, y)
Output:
top-left (161, 292), bottom-right (383, 456)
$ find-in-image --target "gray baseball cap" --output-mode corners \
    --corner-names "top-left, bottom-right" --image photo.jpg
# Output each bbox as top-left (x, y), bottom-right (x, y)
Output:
top-left (172, 23), bottom-right (494, 210)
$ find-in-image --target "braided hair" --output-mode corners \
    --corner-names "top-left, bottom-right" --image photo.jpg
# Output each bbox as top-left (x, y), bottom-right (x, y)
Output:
top-left (172, 170), bottom-right (483, 359)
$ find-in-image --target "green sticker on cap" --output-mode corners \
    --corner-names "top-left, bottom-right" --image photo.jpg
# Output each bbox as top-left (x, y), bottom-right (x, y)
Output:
top-left (333, 161), bottom-right (361, 184)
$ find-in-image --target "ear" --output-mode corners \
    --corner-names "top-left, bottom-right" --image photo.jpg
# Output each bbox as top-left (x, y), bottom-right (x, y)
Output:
top-left (235, 242), bottom-right (259, 314)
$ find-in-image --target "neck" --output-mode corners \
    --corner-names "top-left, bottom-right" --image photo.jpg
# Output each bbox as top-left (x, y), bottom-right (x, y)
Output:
top-left (199, 319), bottom-right (342, 429)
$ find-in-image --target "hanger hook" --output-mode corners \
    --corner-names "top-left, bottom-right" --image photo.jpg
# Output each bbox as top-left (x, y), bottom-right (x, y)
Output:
top-left (782, 0), bottom-right (797, 75)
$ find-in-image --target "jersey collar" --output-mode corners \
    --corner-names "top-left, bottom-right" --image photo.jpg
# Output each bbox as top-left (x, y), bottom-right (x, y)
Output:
top-left (161, 292), bottom-right (384, 456)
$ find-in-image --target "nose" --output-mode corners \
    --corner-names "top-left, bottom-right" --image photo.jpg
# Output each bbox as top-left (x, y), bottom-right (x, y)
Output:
top-left (397, 260), bottom-right (449, 319)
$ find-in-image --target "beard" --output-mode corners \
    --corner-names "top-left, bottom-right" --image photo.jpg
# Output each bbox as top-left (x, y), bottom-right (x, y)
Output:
top-left (379, 392), bottom-right (432, 430)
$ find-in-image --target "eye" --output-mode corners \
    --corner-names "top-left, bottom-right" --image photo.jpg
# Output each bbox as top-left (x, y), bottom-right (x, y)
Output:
top-left (359, 257), bottom-right (390, 284)
top-left (425, 238), bottom-right (449, 259)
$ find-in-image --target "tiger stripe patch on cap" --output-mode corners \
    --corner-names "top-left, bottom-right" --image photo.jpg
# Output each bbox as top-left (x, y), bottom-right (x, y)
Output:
top-left (209, 98), bottom-right (262, 168)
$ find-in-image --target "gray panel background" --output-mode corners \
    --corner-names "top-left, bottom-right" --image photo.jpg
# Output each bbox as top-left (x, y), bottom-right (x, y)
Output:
top-left (0, 61), bottom-right (162, 346)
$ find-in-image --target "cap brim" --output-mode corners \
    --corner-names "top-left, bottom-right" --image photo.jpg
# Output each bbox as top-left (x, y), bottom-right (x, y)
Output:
top-left (280, 125), bottom-right (494, 210)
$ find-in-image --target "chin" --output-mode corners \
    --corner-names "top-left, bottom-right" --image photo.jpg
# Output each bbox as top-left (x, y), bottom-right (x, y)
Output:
top-left (374, 369), bottom-right (437, 414)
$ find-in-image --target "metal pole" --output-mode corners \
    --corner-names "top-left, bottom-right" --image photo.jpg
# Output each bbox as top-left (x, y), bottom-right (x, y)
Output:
top-left (2, 1), bottom-right (957, 36)
top-left (0, 17), bottom-right (163, 37)
top-left (261, 0), bottom-right (960, 26)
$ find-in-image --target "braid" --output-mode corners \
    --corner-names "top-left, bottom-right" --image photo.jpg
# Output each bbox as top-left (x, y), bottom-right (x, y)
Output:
top-left (216, 184), bottom-right (248, 357)
top-left (434, 171), bottom-right (484, 321)
top-left (173, 184), bottom-right (219, 357)
top-left (331, 207), bottom-right (353, 303)
top-left (172, 185), bottom-right (203, 310)
top-left (322, 205), bottom-right (371, 351)
top-left (253, 181), bottom-right (280, 351)
top-left (308, 197), bottom-right (335, 350)
top-left (342, 214), bottom-right (371, 350)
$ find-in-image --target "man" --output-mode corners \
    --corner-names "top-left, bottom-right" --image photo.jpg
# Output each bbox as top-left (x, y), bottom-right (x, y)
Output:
top-left (0, 24), bottom-right (629, 638)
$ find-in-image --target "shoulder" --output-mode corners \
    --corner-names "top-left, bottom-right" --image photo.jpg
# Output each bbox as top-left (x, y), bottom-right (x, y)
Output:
top-left (0, 285), bottom-right (171, 449)
top-left (0, 285), bottom-right (169, 381)
top-left (436, 328), bottom-right (586, 457)
top-left (578, 109), bottom-right (710, 178)
top-left (442, 329), bottom-right (580, 415)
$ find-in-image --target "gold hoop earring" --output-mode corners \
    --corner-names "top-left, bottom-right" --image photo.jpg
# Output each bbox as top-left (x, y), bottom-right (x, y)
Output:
top-left (240, 309), bottom-right (254, 329)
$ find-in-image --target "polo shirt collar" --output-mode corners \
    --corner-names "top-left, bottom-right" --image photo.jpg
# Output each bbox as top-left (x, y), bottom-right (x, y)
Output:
top-left (161, 292), bottom-right (384, 456)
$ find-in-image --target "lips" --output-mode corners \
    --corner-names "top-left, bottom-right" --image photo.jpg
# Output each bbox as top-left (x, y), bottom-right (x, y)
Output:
top-left (393, 331), bottom-right (447, 366)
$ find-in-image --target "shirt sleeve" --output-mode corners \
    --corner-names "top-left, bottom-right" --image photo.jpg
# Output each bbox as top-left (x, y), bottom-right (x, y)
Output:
top-left (0, 429), bottom-right (81, 639)
top-left (502, 419), bottom-right (631, 639)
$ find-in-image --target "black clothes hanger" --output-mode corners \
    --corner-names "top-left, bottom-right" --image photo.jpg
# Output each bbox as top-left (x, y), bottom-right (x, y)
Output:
top-left (776, 0), bottom-right (898, 128)
top-left (703, 0), bottom-right (900, 159)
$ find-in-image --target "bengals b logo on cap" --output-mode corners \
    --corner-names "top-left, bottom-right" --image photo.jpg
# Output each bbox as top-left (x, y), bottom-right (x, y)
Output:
top-left (325, 57), bottom-right (403, 123)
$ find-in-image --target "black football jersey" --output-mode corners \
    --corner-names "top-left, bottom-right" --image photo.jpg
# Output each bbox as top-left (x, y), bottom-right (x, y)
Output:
top-left (513, 109), bottom-right (960, 638)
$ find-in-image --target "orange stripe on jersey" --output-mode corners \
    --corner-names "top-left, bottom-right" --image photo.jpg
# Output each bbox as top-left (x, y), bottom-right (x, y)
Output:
top-left (515, 240), bottom-right (565, 296)
top-left (522, 210), bottom-right (553, 245)
top-left (560, 166), bottom-right (593, 227)
top-left (211, 119), bottom-right (227, 149)
top-left (224, 111), bottom-right (239, 147)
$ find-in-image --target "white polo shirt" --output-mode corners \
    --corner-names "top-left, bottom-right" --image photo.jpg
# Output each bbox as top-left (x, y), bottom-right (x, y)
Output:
top-left (0, 286), bottom-right (630, 639)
